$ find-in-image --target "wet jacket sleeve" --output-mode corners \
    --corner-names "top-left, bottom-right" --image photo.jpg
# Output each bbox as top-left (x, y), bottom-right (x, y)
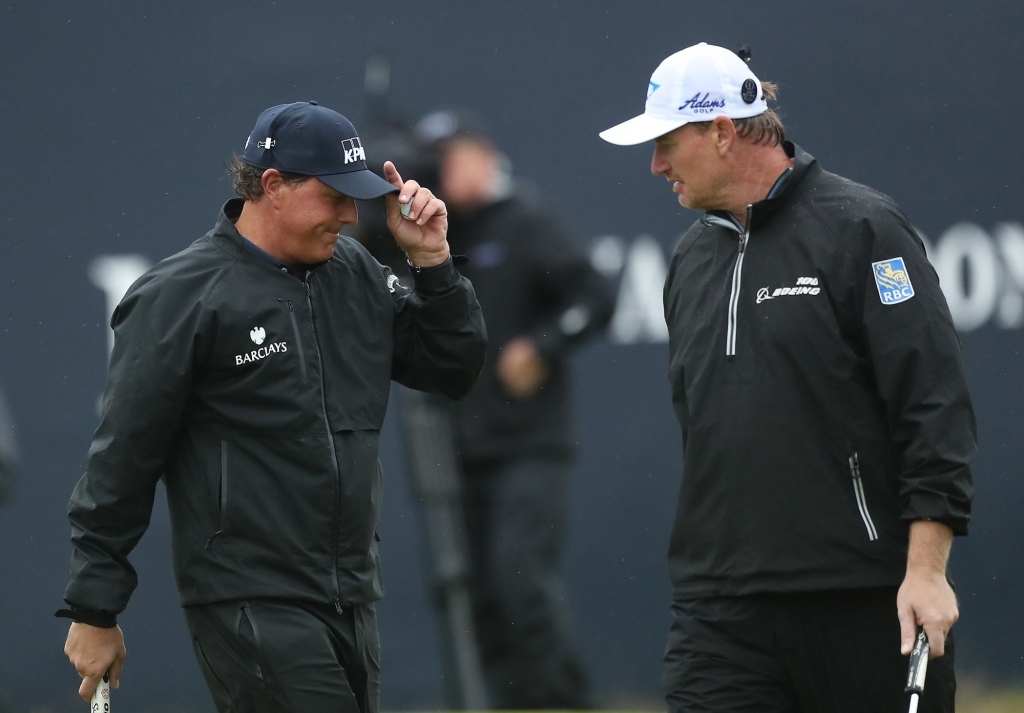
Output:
top-left (64, 273), bottom-right (208, 613)
top-left (524, 212), bottom-right (615, 359)
top-left (390, 257), bottom-right (487, 400)
top-left (859, 206), bottom-right (976, 534)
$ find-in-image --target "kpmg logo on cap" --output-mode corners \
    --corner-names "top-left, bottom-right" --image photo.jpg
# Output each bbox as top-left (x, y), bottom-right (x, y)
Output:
top-left (679, 92), bottom-right (726, 113)
top-left (342, 137), bottom-right (366, 164)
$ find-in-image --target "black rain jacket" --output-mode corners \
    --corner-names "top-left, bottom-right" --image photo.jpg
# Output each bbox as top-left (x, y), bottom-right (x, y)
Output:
top-left (356, 192), bottom-right (615, 464)
top-left (65, 199), bottom-right (486, 614)
top-left (445, 194), bottom-right (615, 465)
top-left (664, 143), bottom-right (975, 599)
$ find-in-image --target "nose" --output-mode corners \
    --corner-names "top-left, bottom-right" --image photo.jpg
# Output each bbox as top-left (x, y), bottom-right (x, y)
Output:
top-left (651, 146), bottom-right (669, 176)
top-left (340, 195), bottom-right (359, 225)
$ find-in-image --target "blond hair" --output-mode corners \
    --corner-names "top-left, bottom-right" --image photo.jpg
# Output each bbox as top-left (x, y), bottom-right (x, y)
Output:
top-left (692, 80), bottom-right (785, 147)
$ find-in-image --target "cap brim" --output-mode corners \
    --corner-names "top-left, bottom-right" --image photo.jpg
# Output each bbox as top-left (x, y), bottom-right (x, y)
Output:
top-left (599, 113), bottom-right (689, 146)
top-left (318, 169), bottom-right (399, 200)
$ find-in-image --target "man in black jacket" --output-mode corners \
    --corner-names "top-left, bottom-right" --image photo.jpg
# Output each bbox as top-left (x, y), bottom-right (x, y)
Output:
top-left (410, 110), bottom-right (614, 709)
top-left (600, 44), bottom-right (974, 712)
top-left (59, 101), bottom-right (486, 713)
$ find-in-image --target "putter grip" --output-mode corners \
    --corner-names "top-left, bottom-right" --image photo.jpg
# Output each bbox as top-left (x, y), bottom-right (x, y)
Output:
top-left (90, 671), bottom-right (110, 712)
top-left (905, 627), bottom-right (930, 694)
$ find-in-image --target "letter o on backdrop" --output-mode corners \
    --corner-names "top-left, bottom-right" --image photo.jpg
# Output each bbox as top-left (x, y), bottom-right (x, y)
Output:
top-left (934, 223), bottom-right (1000, 331)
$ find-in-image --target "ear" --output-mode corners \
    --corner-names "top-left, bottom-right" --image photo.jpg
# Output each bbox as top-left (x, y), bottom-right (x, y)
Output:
top-left (710, 116), bottom-right (737, 157)
top-left (260, 169), bottom-right (287, 206)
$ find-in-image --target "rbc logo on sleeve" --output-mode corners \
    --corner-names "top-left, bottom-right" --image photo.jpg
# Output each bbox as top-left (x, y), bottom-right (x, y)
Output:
top-left (872, 257), bottom-right (915, 305)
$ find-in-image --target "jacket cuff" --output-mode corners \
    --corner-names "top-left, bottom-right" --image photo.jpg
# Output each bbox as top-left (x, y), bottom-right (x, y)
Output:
top-left (531, 302), bottom-right (597, 359)
top-left (531, 327), bottom-right (569, 360)
top-left (901, 515), bottom-right (969, 537)
top-left (409, 256), bottom-right (460, 296)
top-left (55, 606), bottom-right (118, 628)
top-left (900, 491), bottom-right (970, 536)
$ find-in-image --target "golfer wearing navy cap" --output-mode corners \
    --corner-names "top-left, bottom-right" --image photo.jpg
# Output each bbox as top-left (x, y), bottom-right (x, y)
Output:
top-left (59, 101), bottom-right (487, 713)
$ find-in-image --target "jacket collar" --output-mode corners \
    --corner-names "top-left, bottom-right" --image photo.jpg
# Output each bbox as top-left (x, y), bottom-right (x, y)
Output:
top-left (212, 198), bottom-right (322, 278)
top-left (702, 141), bottom-right (818, 234)
top-left (210, 199), bottom-right (250, 255)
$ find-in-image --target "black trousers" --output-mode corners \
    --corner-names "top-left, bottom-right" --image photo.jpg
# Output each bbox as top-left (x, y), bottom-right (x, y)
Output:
top-left (461, 457), bottom-right (591, 709)
top-left (184, 599), bottom-right (379, 713)
top-left (663, 587), bottom-right (955, 713)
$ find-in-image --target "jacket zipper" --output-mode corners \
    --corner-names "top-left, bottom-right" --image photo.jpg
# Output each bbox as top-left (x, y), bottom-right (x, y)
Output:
top-left (304, 277), bottom-right (345, 614)
top-left (725, 204), bottom-right (753, 356)
top-left (849, 452), bottom-right (879, 541)
top-left (283, 300), bottom-right (309, 385)
top-left (205, 441), bottom-right (230, 549)
top-left (219, 440), bottom-right (229, 532)
top-left (238, 603), bottom-right (267, 684)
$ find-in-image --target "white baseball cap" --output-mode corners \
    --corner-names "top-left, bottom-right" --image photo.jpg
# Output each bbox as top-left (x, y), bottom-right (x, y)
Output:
top-left (599, 42), bottom-right (768, 146)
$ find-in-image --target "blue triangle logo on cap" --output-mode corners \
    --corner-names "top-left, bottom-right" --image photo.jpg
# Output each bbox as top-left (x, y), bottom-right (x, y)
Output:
top-left (647, 82), bottom-right (661, 99)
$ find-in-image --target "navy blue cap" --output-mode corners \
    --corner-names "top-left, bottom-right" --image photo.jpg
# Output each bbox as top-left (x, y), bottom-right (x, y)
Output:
top-left (241, 101), bottom-right (398, 200)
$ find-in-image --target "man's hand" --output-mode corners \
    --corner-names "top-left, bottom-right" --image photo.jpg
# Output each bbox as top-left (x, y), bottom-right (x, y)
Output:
top-left (497, 337), bottom-right (549, 400)
top-left (64, 622), bottom-right (126, 701)
top-left (383, 161), bottom-right (450, 267)
top-left (897, 520), bottom-right (958, 659)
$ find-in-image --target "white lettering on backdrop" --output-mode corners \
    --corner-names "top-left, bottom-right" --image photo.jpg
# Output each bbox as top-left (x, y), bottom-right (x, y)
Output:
top-left (84, 223), bottom-right (1024, 355)
top-left (88, 255), bottom-right (154, 356)
top-left (592, 222), bottom-right (1024, 343)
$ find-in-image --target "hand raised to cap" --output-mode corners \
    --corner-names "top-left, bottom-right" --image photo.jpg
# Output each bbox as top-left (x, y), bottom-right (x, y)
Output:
top-left (383, 161), bottom-right (450, 268)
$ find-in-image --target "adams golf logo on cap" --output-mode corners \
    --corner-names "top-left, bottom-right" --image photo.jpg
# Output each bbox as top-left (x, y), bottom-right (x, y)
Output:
top-left (600, 42), bottom-right (768, 145)
top-left (679, 92), bottom-right (727, 113)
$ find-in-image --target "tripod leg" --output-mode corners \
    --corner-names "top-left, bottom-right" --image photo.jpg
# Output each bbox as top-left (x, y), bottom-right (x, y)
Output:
top-left (399, 387), bottom-right (489, 710)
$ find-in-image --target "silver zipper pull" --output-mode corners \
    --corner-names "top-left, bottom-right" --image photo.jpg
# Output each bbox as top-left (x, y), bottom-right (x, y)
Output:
top-left (742, 204), bottom-right (754, 248)
top-left (304, 281), bottom-right (317, 320)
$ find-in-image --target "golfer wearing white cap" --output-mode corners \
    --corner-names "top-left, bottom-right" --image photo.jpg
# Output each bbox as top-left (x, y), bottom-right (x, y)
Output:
top-left (601, 43), bottom-right (973, 711)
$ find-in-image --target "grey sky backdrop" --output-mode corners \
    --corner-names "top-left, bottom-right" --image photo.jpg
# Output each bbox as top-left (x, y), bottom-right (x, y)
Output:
top-left (0, 1), bottom-right (1022, 711)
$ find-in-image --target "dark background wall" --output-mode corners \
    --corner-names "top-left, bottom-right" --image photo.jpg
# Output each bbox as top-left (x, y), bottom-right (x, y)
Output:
top-left (0, 1), bottom-right (1021, 711)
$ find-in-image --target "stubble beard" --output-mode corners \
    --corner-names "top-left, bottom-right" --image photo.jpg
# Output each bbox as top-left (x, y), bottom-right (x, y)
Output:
top-left (677, 173), bottom-right (731, 214)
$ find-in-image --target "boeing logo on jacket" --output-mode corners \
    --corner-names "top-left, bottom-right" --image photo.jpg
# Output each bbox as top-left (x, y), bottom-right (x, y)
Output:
top-left (756, 277), bottom-right (822, 303)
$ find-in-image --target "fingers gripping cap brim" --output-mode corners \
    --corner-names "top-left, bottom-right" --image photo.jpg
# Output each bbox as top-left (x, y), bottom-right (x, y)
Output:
top-left (318, 169), bottom-right (399, 200)
top-left (599, 113), bottom-right (690, 146)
